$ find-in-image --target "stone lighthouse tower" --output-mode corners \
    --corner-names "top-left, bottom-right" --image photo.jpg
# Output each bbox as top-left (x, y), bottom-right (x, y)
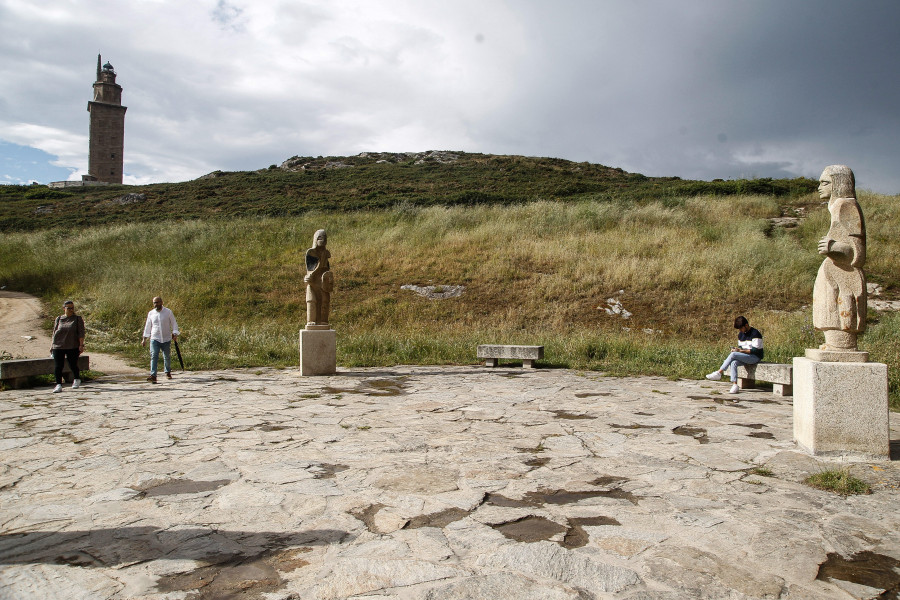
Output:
top-left (85, 55), bottom-right (127, 184)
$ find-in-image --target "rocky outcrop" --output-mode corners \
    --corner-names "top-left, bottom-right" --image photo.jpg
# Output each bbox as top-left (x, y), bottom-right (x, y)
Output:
top-left (196, 170), bottom-right (227, 180)
top-left (280, 150), bottom-right (461, 171)
top-left (109, 193), bottom-right (146, 205)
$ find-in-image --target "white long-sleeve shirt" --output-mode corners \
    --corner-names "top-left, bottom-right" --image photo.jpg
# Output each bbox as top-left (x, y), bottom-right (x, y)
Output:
top-left (143, 307), bottom-right (179, 343)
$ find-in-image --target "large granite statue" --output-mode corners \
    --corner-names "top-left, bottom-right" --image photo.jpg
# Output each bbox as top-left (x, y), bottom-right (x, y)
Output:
top-left (794, 165), bottom-right (887, 459)
top-left (304, 229), bottom-right (333, 328)
top-left (810, 165), bottom-right (866, 356)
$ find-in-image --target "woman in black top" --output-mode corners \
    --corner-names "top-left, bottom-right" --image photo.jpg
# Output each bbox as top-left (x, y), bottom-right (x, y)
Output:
top-left (705, 316), bottom-right (763, 394)
top-left (50, 300), bottom-right (85, 393)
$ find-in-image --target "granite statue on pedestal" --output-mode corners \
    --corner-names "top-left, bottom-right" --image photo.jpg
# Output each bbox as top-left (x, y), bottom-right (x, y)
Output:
top-left (304, 229), bottom-right (333, 329)
top-left (299, 229), bottom-right (336, 375)
top-left (810, 165), bottom-right (867, 356)
top-left (794, 165), bottom-right (888, 458)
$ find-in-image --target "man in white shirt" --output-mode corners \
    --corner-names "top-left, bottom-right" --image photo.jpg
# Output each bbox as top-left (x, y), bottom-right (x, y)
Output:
top-left (141, 296), bottom-right (180, 383)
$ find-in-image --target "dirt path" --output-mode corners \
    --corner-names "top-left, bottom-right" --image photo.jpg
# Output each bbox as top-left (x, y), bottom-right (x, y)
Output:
top-left (0, 290), bottom-right (142, 374)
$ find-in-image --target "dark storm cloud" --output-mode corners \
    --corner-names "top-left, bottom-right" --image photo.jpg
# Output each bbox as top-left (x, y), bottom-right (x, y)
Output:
top-left (473, 0), bottom-right (900, 191)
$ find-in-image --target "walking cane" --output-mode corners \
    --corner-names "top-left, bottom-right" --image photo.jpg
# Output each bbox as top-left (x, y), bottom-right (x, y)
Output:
top-left (174, 338), bottom-right (185, 371)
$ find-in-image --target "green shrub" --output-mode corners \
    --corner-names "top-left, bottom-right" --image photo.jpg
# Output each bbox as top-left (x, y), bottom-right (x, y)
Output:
top-left (24, 187), bottom-right (72, 200)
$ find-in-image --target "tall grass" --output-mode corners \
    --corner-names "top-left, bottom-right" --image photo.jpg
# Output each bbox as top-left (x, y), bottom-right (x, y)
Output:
top-left (1, 192), bottom-right (898, 408)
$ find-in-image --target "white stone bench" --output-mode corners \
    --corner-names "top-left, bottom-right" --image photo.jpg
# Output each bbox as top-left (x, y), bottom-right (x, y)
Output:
top-left (736, 362), bottom-right (792, 396)
top-left (0, 356), bottom-right (90, 389)
top-left (477, 345), bottom-right (544, 369)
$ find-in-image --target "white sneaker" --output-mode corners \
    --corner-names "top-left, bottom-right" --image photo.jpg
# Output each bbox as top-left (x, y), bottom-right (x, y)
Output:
top-left (53, 384), bottom-right (63, 393)
top-left (72, 379), bottom-right (81, 389)
top-left (705, 371), bottom-right (722, 381)
top-left (729, 384), bottom-right (740, 394)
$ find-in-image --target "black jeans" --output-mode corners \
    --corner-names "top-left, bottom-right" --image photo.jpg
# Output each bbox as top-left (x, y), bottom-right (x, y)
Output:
top-left (53, 348), bottom-right (80, 384)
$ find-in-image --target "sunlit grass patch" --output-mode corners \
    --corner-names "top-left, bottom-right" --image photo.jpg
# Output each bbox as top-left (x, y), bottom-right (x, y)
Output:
top-left (804, 469), bottom-right (871, 495)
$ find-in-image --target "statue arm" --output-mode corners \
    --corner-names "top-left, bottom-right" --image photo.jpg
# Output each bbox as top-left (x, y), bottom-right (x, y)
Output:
top-left (839, 201), bottom-right (866, 267)
top-left (304, 250), bottom-right (324, 282)
top-left (818, 200), bottom-right (864, 266)
top-left (818, 237), bottom-right (863, 266)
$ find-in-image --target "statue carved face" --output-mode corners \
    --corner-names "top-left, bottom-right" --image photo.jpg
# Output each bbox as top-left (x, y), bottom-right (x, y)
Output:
top-left (313, 230), bottom-right (327, 248)
top-left (818, 172), bottom-right (832, 200)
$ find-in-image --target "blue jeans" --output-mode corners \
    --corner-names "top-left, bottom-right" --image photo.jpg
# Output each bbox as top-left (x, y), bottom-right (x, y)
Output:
top-left (719, 352), bottom-right (760, 382)
top-left (150, 340), bottom-right (171, 376)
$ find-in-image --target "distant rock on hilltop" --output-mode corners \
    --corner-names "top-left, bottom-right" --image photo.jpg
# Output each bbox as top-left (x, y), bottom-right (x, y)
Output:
top-left (280, 150), bottom-right (461, 171)
top-left (196, 170), bottom-right (227, 180)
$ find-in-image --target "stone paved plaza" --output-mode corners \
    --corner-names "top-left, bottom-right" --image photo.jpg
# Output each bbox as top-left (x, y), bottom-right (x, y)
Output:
top-left (1, 366), bottom-right (898, 599)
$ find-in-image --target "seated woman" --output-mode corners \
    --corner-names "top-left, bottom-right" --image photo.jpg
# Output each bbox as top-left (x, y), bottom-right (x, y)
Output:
top-left (705, 316), bottom-right (763, 394)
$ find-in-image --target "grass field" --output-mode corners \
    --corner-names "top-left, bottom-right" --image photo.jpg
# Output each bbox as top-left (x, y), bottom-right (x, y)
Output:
top-left (1, 182), bottom-right (898, 409)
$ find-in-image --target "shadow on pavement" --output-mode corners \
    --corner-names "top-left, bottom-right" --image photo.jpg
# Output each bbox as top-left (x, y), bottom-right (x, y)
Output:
top-left (0, 527), bottom-right (350, 567)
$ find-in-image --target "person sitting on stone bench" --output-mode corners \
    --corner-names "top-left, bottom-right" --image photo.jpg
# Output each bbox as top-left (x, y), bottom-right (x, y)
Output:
top-left (705, 315), bottom-right (763, 394)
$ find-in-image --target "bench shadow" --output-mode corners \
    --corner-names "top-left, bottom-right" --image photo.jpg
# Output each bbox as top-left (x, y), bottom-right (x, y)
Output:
top-left (0, 527), bottom-right (350, 567)
top-left (891, 439), bottom-right (900, 461)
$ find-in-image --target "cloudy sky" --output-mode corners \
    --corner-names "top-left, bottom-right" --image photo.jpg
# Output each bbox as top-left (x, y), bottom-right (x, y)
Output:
top-left (2, 0), bottom-right (899, 193)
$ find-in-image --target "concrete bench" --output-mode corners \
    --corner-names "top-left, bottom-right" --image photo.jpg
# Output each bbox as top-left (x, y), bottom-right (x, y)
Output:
top-left (736, 362), bottom-right (792, 396)
top-left (0, 356), bottom-right (90, 389)
top-left (477, 345), bottom-right (544, 369)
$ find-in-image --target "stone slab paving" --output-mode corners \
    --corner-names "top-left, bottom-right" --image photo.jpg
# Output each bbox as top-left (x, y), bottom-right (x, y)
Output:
top-left (1, 366), bottom-right (898, 599)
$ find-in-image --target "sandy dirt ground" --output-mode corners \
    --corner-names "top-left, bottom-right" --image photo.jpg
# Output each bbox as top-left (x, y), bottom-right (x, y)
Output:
top-left (0, 290), bottom-right (142, 374)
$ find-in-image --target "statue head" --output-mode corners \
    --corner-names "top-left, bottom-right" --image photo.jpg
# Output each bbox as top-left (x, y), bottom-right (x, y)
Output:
top-left (312, 229), bottom-right (327, 248)
top-left (819, 165), bottom-right (855, 200)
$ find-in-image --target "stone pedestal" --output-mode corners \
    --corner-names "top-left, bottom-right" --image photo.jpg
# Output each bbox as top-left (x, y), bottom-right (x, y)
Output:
top-left (804, 348), bottom-right (869, 362)
top-left (299, 327), bottom-right (336, 376)
top-left (793, 357), bottom-right (889, 458)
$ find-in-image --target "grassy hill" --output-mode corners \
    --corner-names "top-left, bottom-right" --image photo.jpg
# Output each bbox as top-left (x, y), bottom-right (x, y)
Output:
top-left (2, 152), bottom-right (898, 409)
top-left (0, 151), bottom-right (815, 231)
